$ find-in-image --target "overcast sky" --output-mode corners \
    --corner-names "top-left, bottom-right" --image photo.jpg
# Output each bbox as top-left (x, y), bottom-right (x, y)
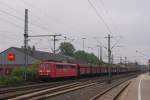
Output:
top-left (0, 0), bottom-right (150, 64)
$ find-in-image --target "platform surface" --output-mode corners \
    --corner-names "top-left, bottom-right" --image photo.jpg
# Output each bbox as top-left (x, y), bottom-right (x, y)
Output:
top-left (117, 73), bottom-right (150, 100)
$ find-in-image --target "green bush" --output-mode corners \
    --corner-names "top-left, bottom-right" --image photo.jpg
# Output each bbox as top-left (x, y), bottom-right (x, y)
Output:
top-left (0, 62), bottom-right (40, 85)
top-left (12, 62), bottom-right (39, 81)
top-left (11, 67), bottom-right (26, 79)
top-left (0, 76), bottom-right (24, 85)
top-left (0, 76), bottom-right (6, 85)
top-left (26, 65), bottom-right (39, 81)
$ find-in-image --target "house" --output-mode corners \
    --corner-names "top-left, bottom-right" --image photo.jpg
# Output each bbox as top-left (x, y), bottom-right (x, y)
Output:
top-left (0, 47), bottom-right (78, 75)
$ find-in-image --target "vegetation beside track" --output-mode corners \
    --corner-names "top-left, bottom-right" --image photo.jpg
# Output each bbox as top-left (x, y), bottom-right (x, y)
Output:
top-left (0, 62), bottom-right (39, 85)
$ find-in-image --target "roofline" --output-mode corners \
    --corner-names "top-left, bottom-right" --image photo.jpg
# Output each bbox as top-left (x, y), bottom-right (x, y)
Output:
top-left (0, 47), bottom-right (16, 55)
top-left (42, 61), bottom-right (77, 65)
top-left (0, 47), bottom-right (40, 61)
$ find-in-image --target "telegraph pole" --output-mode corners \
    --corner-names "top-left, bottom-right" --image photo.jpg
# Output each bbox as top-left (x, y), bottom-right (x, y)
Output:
top-left (100, 45), bottom-right (103, 62)
top-left (111, 54), bottom-right (114, 64)
top-left (97, 45), bottom-right (103, 62)
top-left (105, 34), bottom-right (113, 83)
top-left (148, 59), bottom-right (150, 74)
top-left (97, 47), bottom-right (100, 60)
top-left (53, 35), bottom-right (56, 54)
top-left (120, 57), bottom-right (122, 64)
top-left (24, 9), bottom-right (28, 80)
top-left (125, 57), bottom-right (127, 66)
top-left (52, 35), bottom-right (61, 54)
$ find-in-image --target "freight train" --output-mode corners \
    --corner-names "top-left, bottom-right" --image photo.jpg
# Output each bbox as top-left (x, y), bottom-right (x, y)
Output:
top-left (38, 61), bottom-right (139, 79)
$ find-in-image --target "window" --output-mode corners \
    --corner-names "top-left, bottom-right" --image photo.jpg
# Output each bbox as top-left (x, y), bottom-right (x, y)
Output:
top-left (56, 64), bottom-right (63, 69)
top-left (41, 64), bottom-right (48, 67)
top-left (64, 65), bottom-right (76, 68)
top-left (56, 64), bottom-right (76, 69)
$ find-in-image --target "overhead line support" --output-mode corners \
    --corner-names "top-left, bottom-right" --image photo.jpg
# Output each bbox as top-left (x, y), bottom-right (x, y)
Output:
top-left (28, 34), bottom-right (61, 54)
top-left (24, 9), bottom-right (28, 80)
top-left (105, 34), bottom-right (113, 83)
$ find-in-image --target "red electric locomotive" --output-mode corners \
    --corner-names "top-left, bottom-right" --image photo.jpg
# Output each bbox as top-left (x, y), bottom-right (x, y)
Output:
top-left (38, 62), bottom-right (78, 78)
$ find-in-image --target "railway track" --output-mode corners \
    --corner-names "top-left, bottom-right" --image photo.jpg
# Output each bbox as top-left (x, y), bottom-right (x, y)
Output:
top-left (0, 76), bottom-right (106, 100)
top-left (89, 78), bottom-right (132, 100)
top-left (11, 75), bottom-right (134, 100)
top-left (0, 73), bottom-right (138, 100)
top-left (0, 76), bottom-right (105, 93)
top-left (47, 75), bottom-right (136, 100)
top-left (9, 80), bottom-right (101, 100)
top-left (0, 81), bottom-right (44, 90)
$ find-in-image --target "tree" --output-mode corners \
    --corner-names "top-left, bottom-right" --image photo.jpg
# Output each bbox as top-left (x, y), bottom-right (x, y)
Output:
top-left (59, 42), bottom-right (75, 56)
top-left (74, 50), bottom-right (88, 62)
top-left (74, 50), bottom-right (100, 65)
top-left (87, 53), bottom-right (100, 64)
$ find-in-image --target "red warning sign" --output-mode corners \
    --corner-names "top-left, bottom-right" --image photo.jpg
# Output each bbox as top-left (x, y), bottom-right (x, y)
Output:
top-left (7, 53), bottom-right (15, 61)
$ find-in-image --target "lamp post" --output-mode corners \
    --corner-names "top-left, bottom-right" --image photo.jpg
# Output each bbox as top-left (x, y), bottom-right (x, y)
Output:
top-left (82, 38), bottom-right (86, 51)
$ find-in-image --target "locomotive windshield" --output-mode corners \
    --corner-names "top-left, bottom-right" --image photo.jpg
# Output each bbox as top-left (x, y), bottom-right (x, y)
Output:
top-left (40, 63), bottom-right (50, 69)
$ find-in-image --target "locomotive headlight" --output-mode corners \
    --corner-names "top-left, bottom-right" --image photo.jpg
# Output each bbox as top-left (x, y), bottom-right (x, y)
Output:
top-left (47, 70), bottom-right (51, 73)
top-left (39, 70), bottom-right (42, 72)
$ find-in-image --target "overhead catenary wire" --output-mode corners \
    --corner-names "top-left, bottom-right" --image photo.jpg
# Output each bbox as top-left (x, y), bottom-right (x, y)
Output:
top-left (0, 15), bottom-right (23, 41)
top-left (0, 34), bottom-right (22, 40)
top-left (0, 0), bottom-right (24, 16)
top-left (0, 0), bottom-right (55, 34)
top-left (0, 15), bottom-right (23, 30)
top-left (97, 0), bottom-right (123, 51)
top-left (1, 1), bottom-right (83, 47)
top-left (98, 0), bottom-right (121, 35)
top-left (89, 1), bottom-right (123, 46)
top-left (12, 0), bottom-right (111, 53)
top-left (0, 0), bottom-right (118, 55)
top-left (0, 9), bottom-right (52, 33)
top-left (87, 0), bottom-right (112, 34)
top-left (19, 0), bottom-right (89, 35)
top-left (1, 0), bottom-right (91, 49)
top-left (0, 4), bottom-right (71, 52)
top-left (0, 10), bottom-right (47, 44)
top-left (88, 0), bottom-right (123, 63)
top-left (111, 36), bottom-right (122, 49)
top-left (0, 7), bottom-right (54, 53)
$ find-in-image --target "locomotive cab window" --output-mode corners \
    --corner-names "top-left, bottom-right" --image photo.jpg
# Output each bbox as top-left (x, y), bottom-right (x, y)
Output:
top-left (41, 63), bottom-right (46, 67)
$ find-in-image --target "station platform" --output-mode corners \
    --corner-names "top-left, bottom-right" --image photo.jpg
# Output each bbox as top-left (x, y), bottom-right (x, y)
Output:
top-left (117, 73), bottom-right (150, 100)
